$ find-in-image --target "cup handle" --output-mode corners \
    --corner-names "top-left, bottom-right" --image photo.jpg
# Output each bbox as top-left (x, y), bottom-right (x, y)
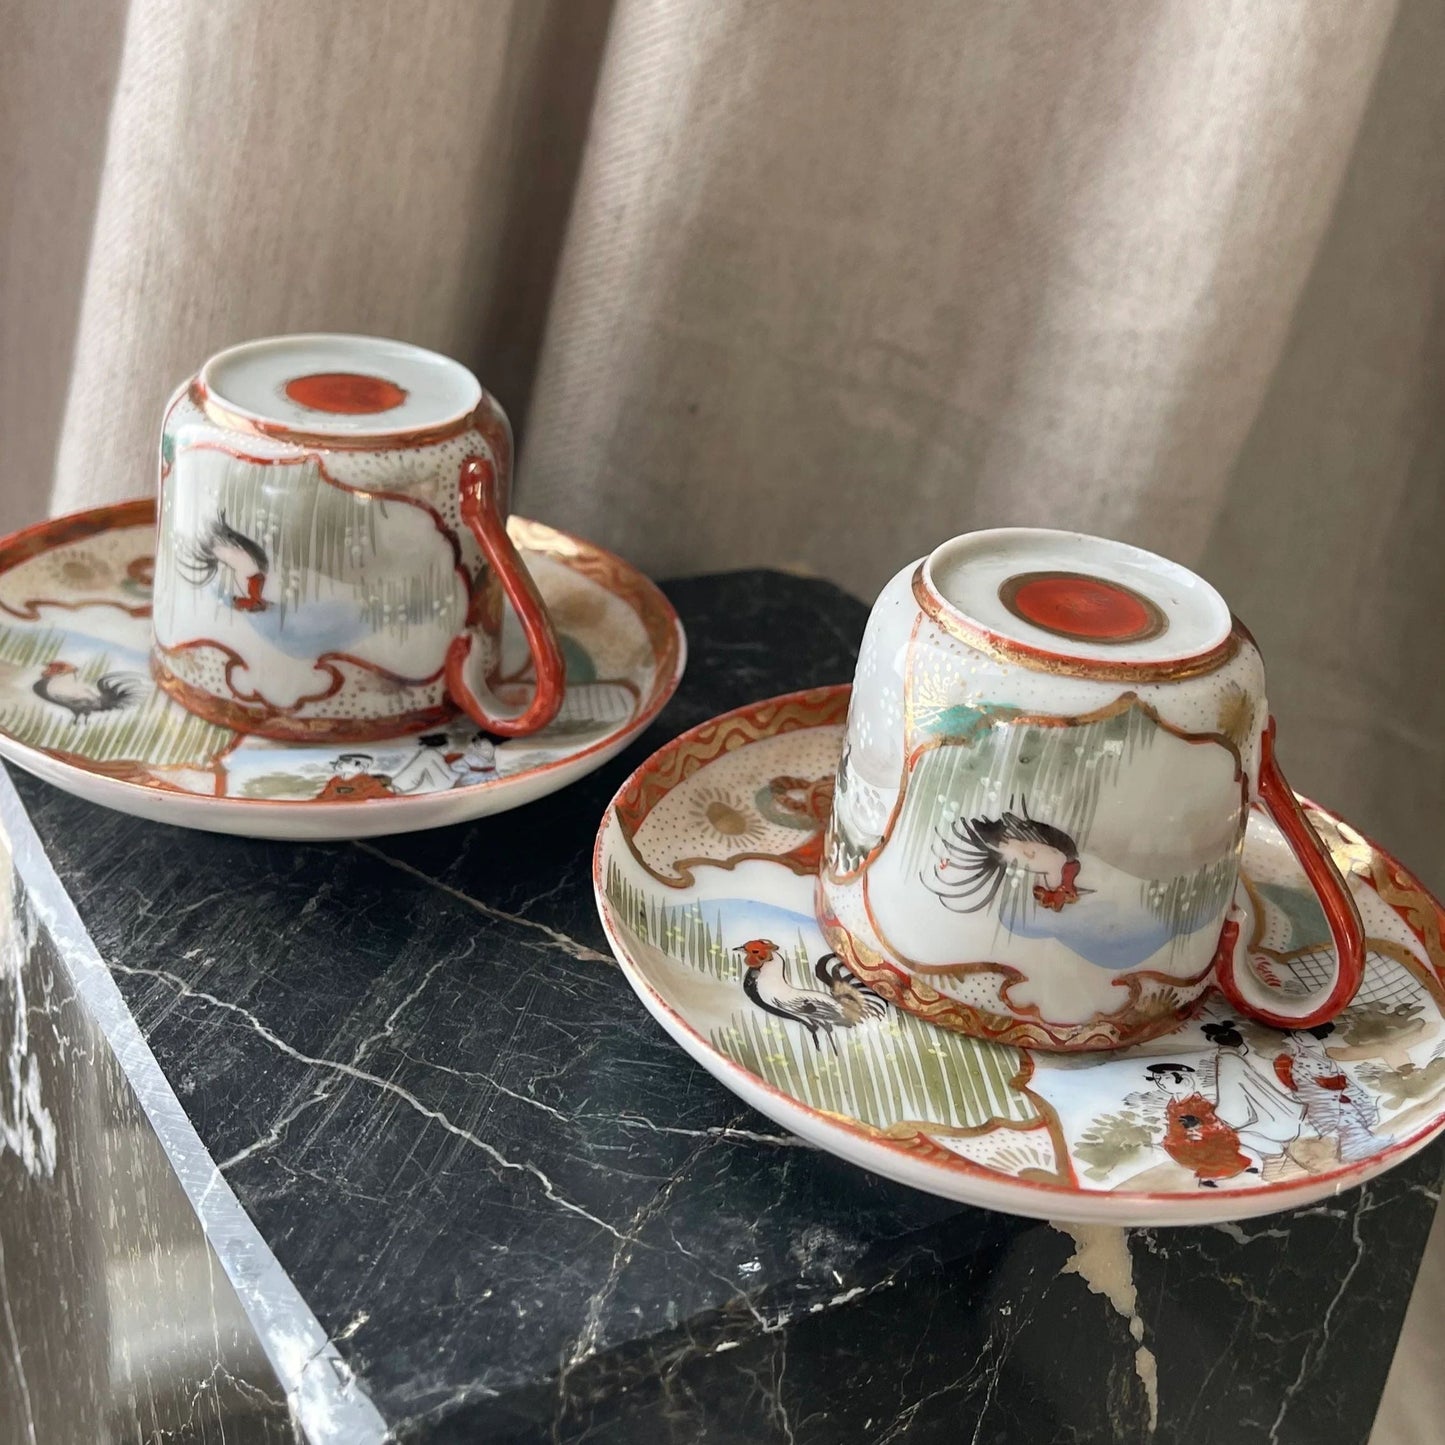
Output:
top-left (1215, 718), bottom-right (1365, 1029)
top-left (444, 453), bottom-right (566, 737)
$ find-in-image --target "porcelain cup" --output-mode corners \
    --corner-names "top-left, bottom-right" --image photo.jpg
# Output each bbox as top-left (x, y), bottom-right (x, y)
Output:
top-left (816, 528), bottom-right (1365, 1052)
top-left (151, 334), bottom-right (564, 742)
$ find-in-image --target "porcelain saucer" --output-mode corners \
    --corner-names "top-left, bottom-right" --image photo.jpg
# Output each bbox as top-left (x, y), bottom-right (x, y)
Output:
top-left (595, 685), bottom-right (1445, 1226)
top-left (0, 500), bottom-right (684, 839)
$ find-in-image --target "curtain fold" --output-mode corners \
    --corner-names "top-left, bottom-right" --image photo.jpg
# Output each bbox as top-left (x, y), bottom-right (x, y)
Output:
top-left (1200, 0), bottom-right (1445, 897)
top-left (525, 0), bottom-right (1396, 591)
top-left (0, 0), bottom-right (127, 536)
top-left (34, 0), bottom-right (610, 524)
top-left (4, 0), bottom-right (1443, 883)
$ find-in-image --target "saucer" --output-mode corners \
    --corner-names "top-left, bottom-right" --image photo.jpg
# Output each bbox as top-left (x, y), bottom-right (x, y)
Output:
top-left (0, 500), bottom-right (684, 839)
top-left (595, 685), bottom-right (1445, 1225)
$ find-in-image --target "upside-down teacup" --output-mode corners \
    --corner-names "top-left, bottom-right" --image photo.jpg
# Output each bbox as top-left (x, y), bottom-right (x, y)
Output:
top-left (816, 528), bottom-right (1364, 1052)
top-left (151, 333), bottom-right (564, 742)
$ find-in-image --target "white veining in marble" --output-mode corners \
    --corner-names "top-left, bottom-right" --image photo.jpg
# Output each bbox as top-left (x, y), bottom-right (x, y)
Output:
top-left (1055, 1222), bottom-right (1159, 1433)
top-left (0, 827), bottom-right (55, 1181)
top-left (0, 765), bottom-right (387, 1444)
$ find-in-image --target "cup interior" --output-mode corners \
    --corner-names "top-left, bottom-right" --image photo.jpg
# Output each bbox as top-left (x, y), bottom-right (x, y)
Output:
top-left (200, 334), bottom-right (483, 439)
top-left (922, 528), bottom-right (1232, 666)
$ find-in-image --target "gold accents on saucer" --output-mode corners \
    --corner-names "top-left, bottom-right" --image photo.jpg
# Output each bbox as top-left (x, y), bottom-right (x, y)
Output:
top-left (0, 501), bottom-right (685, 826)
top-left (597, 681), bottom-right (1445, 1216)
top-left (507, 516), bottom-right (683, 695)
top-left (614, 687), bottom-right (849, 888)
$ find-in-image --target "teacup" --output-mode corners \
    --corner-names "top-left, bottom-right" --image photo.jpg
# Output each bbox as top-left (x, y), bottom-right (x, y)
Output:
top-left (817, 528), bottom-right (1364, 1052)
top-left (151, 334), bottom-right (564, 742)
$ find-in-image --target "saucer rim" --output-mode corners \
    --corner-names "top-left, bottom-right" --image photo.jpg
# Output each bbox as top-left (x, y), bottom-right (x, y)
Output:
top-left (594, 683), bottom-right (1445, 1226)
top-left (0, 498), bottom-right (686, 827)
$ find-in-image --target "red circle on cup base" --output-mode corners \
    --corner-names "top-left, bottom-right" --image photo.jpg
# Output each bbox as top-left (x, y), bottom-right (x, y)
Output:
top-left (998, 570), bottom-right (1167, 645)
top-left (282, 372), bottom-right (409, 415)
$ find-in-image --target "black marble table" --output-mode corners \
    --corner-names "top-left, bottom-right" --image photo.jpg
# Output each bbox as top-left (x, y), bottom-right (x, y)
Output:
top-left (10, 569), bottom-right (1444, 1444)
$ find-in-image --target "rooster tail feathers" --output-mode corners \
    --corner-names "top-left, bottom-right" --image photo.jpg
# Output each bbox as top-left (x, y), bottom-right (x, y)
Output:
top-left (96, 671), bottom-right (145, 707)
top-left (175, 538), bottom-right (219, 585)
top-left (813, 952), bottom-right (888, 1022)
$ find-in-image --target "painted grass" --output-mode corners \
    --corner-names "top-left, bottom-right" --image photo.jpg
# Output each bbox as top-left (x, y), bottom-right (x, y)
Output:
top-left (0, 639), bottom-right (229, 768)
top-left (606, 858), bottom-right (1038, 1130)
top-left (712, 1003), bottom-right (1039, 1132)
top-left (605, 858), bottom-right (813, 982)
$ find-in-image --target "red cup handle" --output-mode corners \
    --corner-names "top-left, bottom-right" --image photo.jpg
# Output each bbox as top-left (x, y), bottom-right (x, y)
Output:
top-left (1215, 718), bottom-right (1365, 1028)
top-left (444, 454), bottom-right (565, 737)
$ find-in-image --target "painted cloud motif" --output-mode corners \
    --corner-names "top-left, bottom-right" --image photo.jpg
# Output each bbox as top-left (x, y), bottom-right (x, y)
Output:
top-left (153, 448), bottom-right (469, 708)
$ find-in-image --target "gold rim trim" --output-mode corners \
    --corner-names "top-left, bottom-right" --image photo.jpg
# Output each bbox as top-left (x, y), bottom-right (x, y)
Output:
top-left (615, 687), bottom-right (849, 889)
top-left (191, 378), bottom-right (487, 452)
top-left (507, 516), bottom-right (683, 698)
top-left (912, 564), bottom-right (1243, 682)
top-left (818, 893), bottom-right (1213, 1052)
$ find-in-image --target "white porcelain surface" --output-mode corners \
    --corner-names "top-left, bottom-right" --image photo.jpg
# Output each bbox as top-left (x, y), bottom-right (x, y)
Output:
top-left (157, 334), bottom-right (552, 739)
top-left (201, 333), bottom-right (482, 437)
top-left (925, 528), bottom-right (1232, 663)
top-left (822, 531), bottom-right (1270, 1046)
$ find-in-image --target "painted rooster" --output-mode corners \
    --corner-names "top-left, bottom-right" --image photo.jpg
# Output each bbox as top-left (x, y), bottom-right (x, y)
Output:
top-left (734, 939), bottom-right (886, 1051)
top-left (932, 802), bottom-right (1089, 913)
top-left (179, 512), bottom-right (270, 612)
top-left (33, 661), bottom-right (142, 722)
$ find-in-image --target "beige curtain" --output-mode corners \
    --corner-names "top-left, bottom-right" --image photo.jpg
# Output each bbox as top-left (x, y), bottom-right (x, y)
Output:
top-left (4, 0), bottom-right (1444, 854)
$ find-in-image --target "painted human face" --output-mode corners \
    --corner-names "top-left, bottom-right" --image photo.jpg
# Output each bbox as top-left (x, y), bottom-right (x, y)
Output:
top-left (462, 738), bottom-right (496, 770)
top-left (1148, 1067), bottom-right (1197, 1100)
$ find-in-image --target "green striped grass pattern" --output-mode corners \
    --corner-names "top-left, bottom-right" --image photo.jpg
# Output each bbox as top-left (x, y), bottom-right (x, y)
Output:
top-left (712, 1005), bottom-right (1038, 1133)
top-left (605, 857), bottom-right (813, 981)
top-left (605, 856), bottom-right (1037, 1133)
top-left (0, 638), bottom-right (229, 769)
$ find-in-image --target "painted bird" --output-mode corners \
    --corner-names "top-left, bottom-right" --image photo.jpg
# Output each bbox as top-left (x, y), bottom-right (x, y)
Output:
top-left (33, 661), bottom-right (142, 722)
top-left (179, 511), bottom-right (270, 612)
top-left (734, 939), bottom-right (886, 1052)
top-left (932, 803), bottom-right (1089, 914)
